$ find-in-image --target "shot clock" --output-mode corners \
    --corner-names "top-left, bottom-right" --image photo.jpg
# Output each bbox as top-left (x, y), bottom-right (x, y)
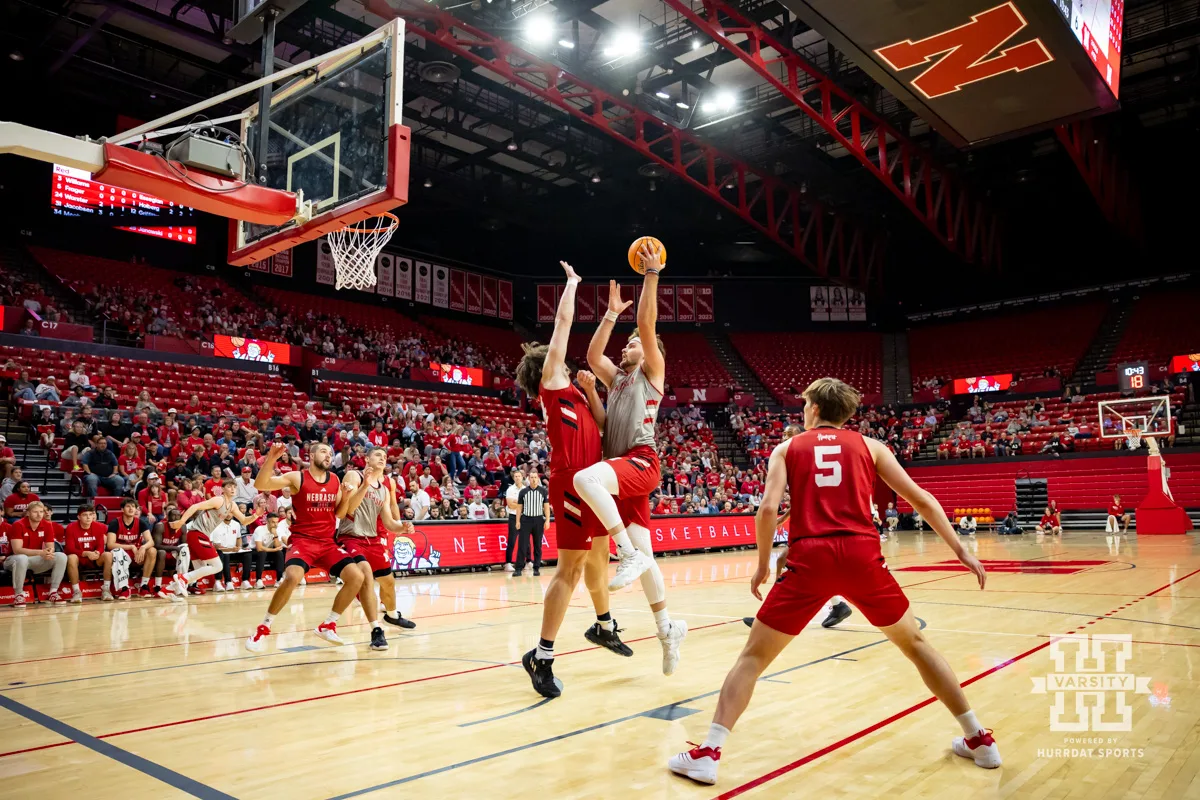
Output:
top-left (1118, 361), bottom-right (1149, 392)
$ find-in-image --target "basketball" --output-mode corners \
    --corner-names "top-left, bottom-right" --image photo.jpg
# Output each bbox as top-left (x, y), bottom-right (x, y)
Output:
top-left (627, 236), bottom-right (666, 274)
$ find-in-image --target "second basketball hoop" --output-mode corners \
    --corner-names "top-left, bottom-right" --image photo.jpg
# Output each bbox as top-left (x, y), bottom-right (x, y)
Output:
top-left (327, 212), bottom-right (399, 291)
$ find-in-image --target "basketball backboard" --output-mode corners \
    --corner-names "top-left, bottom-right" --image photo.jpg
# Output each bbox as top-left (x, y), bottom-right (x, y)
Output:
top-left (1098, 396), bottom-right (1172, 441)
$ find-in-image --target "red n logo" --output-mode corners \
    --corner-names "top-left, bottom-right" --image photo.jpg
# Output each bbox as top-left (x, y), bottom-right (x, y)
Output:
top-left (875, 3), bottom-right (1054, 99)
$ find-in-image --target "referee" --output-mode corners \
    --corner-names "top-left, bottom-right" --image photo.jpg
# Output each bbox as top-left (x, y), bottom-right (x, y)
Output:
top-left (513, 472), bottom-right (549, 576)
top-left (503, 470), bottom-right (525, 572)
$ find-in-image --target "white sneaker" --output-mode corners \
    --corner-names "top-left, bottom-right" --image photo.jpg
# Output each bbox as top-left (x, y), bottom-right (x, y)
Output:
top-left (668, 743), bottom-right (720, 784)
top-left (169, 575), bottom-right (188, 603)
top-left (101, 586), bottom-right (114, 602)
top-left (299, 578), bottom-right (307, 586)
top-left (255, 579), bottom-right (265, 589)
top-left (503, 563), bottom-right (515, 573)
top-left (214, 581), bottom-right (226, 593)
top-left (609, 549), bottom-right (654, 591)
top-left (314, 621), bottom-right (345, 645)
top-left (953, 730), bottom-right (1002, 769)
top-left (659, 619), bottom-right (688, 676)
top-left (245, 624), bottom-right (271, 652)
top-left (242, 581), bottom-right (252, 591)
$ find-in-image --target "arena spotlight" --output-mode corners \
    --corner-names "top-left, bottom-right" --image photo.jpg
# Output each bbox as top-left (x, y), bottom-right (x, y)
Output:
top-left (557, 39), bottom-right (575, 48)
top-left (655, 91), bottom-right (670, 100)
top-left (691, 39), bottom-right (701, 50)
top-left (525, 15), bottom-right (554, 44)
top-left (591, 174), bottom-right (602, 183)
top-left (603, 30), bottom-right (640, 58)
top-left (423, 177), bottom-right (433, 188)
top-left (676, 101), bottom-right (689, 109)
top-left (506, 138), bottom-right (520, 151)
top-left (714, 90), bottom-right (736, 111)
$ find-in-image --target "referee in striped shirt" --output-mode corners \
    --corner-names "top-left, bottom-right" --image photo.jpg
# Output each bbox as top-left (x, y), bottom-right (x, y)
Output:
top-left (513, 472), bottom-right (549, 576)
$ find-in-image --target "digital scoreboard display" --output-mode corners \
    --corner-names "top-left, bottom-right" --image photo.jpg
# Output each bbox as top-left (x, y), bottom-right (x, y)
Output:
top-left (953, 374), bottom-right (1014, 394)
top-left (1049, 0), bottom-right (1124, 97)
top-left (51, 164), bottom-right (198, 244)
top-left (1118, 360), bottom-right (1148, 392)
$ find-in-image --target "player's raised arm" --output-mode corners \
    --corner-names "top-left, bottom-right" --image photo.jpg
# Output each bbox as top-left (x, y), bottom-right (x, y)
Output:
top-left (576, 369), bottom-right (606, 432)
top-left (751, 440), bottom-right (789, 599)
top-left (255, 442), bottom-right (301, 493)
top-left (337, 469), bottom-right (370, 519)
top-left (865, 436), bottom-right (986, 589)
top-left (541, 261), bottom-right (582, 392)
top-left (635, 242), bottom-right (665, 389)
top-left (171, 494), bottom-right (224, 530)
top-left (587, 280), bottom-right (630, 388)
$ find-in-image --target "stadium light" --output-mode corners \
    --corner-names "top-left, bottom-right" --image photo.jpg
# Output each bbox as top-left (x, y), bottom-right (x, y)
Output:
top-left (603, 30), bottom-right (640, 58)
top-left (525, 15), bottom-right (554, 44)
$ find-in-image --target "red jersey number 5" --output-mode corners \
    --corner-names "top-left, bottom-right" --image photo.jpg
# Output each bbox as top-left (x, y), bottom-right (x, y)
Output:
top-left (814, 446), bottom-right (842, 487)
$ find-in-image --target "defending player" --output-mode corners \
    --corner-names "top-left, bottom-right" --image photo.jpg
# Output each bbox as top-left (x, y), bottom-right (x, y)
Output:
top-left (170, 480), bottom-right (256, 598)
top-left (244, 442), bottom-right (385, 652)
top-left (338, 447), bottom-right (418, 631)
top-left (516, 260), bottom-right (633, 700)
top-left (669, 378), bottom-right (999, 784)
top-left (575, 243), bottom-right (687, 675)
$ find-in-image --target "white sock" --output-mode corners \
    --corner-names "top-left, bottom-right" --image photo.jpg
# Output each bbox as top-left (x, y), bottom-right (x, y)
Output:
top-left (536, 639), bottom-right (555, 660)
top-left (654, 608), bottom-right (672, 636)
top-left (72, 583), bottom-right (81, 595)
top-left (385, 607), bottom-right (399, 619)
top-left (956, 710), bottom-right (984, 737)
top-left (372, 622), bottom-right (383, 633)
top-left (600, 618), bottom-right (615, 632)
top-left (612, 530), bottom-right (637, 558)
top-left (703, 723), bottom-right (730, 750)
top-left (262, 613), bottom-right (276, 628)
top-left (140, 577), bottom-right (149, 587)
top-left (323, 611), bottom-right (340, 626)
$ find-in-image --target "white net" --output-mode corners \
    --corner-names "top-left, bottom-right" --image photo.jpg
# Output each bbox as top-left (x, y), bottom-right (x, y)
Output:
top-left (1124, 431), bottom-right (1143, 450)
top-left (327, 212), bottom-right (398, 291)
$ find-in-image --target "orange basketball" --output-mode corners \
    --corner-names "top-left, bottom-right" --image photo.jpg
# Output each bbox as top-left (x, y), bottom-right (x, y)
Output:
top-left (627, 236), bottom-right (666, 274)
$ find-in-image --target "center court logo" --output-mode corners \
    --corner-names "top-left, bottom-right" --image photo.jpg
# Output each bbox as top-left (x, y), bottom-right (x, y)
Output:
top-left (1031, 633), bottom-right (1151, 732)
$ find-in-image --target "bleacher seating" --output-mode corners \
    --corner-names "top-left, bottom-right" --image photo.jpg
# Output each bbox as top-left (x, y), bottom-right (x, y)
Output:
top-left (419, 315), bottom-right (524, 370)
top-left (561, 332), bottom-right (732, 389)
top-left (1106, 288), bottom-right (1200, 369)
top-left (314, 379), bottom-right (538, 429)
top-left (908, 302), bottom-right (1108, 388)
top-left (730, 332), bottom-right (882, 402)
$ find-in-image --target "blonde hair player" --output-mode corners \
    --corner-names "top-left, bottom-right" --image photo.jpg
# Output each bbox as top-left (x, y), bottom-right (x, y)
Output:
top-left (513, 259), bottom-right (634, 700)
top-left (169, 479), bottom-right (256, 599)
top-left (669, 377), bottom-right (998, 785)
top-left (575, 240), bottom-right (687, 675)
top-left (338, 446), bottom-right (418, 630)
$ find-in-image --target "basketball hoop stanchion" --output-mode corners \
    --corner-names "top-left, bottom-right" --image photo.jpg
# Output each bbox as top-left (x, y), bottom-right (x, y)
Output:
top-left (1099, 396), bottom-right (1191, 535)
top-left (327, 212), bottom-right (399, 291)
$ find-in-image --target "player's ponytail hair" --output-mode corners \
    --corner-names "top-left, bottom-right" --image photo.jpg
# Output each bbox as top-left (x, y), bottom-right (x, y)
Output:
top-left (515, 342), bottom-right (550, 398)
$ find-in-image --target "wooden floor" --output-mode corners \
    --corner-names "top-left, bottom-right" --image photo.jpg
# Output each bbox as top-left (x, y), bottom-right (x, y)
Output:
top-left (1, 531), bottom-right (1198, 799)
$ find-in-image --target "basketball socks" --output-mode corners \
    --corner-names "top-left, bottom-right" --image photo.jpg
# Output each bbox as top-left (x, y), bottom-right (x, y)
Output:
top-left (611, 530), bottom-right (637, 558)
top-left (597, 612), bottom-right (615, 632)
top-left (323, 611), bottom-right (340, 626)
top-left (653, 608), bottom-right (673, 636)
top-left (703, 723), bottom-right (730, 751)
top-left (72, 583), bottom-right (81, 597)
top-left (955, 709), bottom-right (985, 737)
top-left (385, 605), bottom-right (399, 619)
top-left (263, 613), bottom-right (276, 628)
top-left (140, 577), bottom-right (149, 587)
top-left (536, 638), bottom-right (555, 661)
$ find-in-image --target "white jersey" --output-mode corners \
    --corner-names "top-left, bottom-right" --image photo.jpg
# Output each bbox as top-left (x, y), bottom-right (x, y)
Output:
top-left (191, 497), bottom-right (233, 535)
top-left (338, 477), bottom-right (391, 539)
top-left (603, 363), bottom-right (661, 458)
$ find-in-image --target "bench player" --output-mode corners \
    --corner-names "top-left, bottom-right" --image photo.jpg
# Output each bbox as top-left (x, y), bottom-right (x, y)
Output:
top-left (245, 442), bottom-right (385, 652)
top-left (515, 260), bottom-right (633, 699)
top-left (576, 244), bottom-right (686, 675)
top-left (338, 446), bottom-right (418, 631)
top-left (106, 498), bottom-right (156, 599)
top-left (64, 504), bottom-right (113, 602)
top-left (669, 378), bottom-right (998, 785)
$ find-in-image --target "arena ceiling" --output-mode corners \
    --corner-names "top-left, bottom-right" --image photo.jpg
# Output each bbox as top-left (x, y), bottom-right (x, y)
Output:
top-left (2, 0), bottom-right (1198, 301)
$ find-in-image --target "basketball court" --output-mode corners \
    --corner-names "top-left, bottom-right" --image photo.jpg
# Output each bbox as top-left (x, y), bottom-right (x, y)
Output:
top-left (1, 531), bottom-right (1197, 799)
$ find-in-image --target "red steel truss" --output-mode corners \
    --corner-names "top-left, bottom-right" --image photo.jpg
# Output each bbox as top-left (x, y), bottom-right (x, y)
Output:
top-left (367, 0), bottom-right (884, 290)
top-left (1055, 119), bottom-right (1141, 241)
top-left (660, 0), bottom-right (1001, 268)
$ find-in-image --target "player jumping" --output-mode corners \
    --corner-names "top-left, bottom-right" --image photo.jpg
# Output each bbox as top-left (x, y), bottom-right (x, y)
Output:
top-left (669, 378), bottom-right (998, 785)
top-left (575, 243), bottom-right (687, 675)
top-left (516, 260), bottom-right (634, 699)
top-left (170, 480), bottom-right (256, 598)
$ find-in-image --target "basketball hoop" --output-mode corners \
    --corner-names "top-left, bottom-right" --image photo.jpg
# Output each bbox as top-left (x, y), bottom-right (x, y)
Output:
top-left (1124, 431), bottom-right (1143, 450)
top-left (327, 212), bottom-right (399, 291)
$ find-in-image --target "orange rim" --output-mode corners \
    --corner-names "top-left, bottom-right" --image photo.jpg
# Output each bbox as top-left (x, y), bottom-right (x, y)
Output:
top-left (338, 211), bottom-right (399, 234)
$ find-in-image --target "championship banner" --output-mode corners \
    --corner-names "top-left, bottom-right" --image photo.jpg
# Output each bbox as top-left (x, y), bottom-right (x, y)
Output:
top-left (482, 276), bottom-right (498, 317)
top-left (248, 257), bottom-right (269, 273)
top-left (375, 252), bottom-right (395, 296)
top-left (316, 238), bottom-right (336, 286)
top-left (619, 284), bottom-right (636, 323)
top-left (677, 285), bottom-right (695, 322)
top-left (810, 286), bottom-right (830, 321)
top-left (696, 285), bottom-right (714, 323)
top-left (829, 285), bottom-right (848, 321)
top-left (449, 269), bottom-right (467, 312)
top-left (415, 261), bottom-right (431, 304)
top-left (848, 288), bottom-right (867, 321)
top-left (577, 283), bottom-right (597, 323)
top-left (432, 265), bottom-right (449, 308)
top-left (499, 280), bottom-right (513, 320)
top-left (271, 250), bottom-right (293, 278)
top-left (466, 273), bottom-right (482, 315)
top-left (658, 284), bottom-right (675, 322)
top-left (395, 257), bottom-right (413, 300)
top-left (537, 284), bottom-right (556, 322)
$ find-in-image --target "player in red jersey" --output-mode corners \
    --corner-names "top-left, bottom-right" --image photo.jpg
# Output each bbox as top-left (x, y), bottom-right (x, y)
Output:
top-left (514, 260), bottom-right (633, 699)
top-left (106, 498), bottom-right (157, 599)
top-left (577, 244), bottom-right (686, 675)
top-left (669, 378), bottom-right (999, 784)
top-left (64, 505), bottom-right (113, 602)
top-left (245, 442), bottom-right (385, 652)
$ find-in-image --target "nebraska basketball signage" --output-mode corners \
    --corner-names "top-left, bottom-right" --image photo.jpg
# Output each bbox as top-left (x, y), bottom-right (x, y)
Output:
top-left (777, 0), bottom-right (1121, 146)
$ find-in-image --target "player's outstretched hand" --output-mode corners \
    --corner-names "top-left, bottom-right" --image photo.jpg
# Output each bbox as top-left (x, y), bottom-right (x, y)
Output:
top-left (268, 442), bottom-right (288, 459)
top-left (750, 563), bottom-right (770, 600)
top-left (960, 551), bottom-right (987, 589)
top-left (576, 370), bottom-right (597, 392)
top-left (608, 280), bottom-right (633, 315)
top-left (638, 242), bottom-right (663, 274)
top-left (560, 261), bottom-right (581, 284)
top-left (170, 519), bottom-right (184, 531)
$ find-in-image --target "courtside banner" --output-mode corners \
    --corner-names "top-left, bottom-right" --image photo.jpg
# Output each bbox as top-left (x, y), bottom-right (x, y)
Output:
top-left (391, 513), bottom-right (788, 570)
top-left (212, 335), bottom-right (296, 365)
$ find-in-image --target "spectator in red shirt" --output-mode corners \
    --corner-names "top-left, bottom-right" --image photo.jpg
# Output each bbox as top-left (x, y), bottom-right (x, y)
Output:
top-left (4, 481), bottom-right (38, 523)
top-left (64, 504), bottom-right (113, 602)
top-left (9, 502), bottom-right (67, 606)
top-left (138, 477), bottom-right (169, 531)
top-left (183, 394), bottom-right (203, 415)
top-left (482, 446), bottom-right (503, 483)
top-left (0, 434), bottom-right (15, 480)
top-left (274, 420), bottom-right (300, 441)
top-left (1107, 494), bottom-right (1131, 533)
top-left (366, 422), bottom-right (388, 448)
top-left (119, 442), bottom-right (145, 490)
top-left (1036, 506), bottom-right (1062, 535)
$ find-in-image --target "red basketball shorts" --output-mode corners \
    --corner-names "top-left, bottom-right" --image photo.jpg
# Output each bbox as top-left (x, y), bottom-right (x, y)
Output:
top-left (186, 530), bottom-right (219, 561)
top-left (337, 536), bottom-right (392, 577)
top-left (285, 536), bottom-right (357, 576)
top-left (607, 445), bottom-right (658, 530)
top-left (550, 470), bottom-right (605, 550)
top-left (756, 534), bottom-right (909, 634)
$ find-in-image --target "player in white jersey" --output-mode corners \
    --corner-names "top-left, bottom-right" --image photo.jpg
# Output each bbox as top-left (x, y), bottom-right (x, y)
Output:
top-left (573, 242), bottom-right (687, 675)
top-left (338, 447), bottom-right (417, 630)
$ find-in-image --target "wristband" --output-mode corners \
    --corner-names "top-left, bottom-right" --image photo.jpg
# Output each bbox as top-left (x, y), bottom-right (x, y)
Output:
top-left (644, 268), bottom-right (661, 276)
top-left (603, 310), bottom-right (620, 323)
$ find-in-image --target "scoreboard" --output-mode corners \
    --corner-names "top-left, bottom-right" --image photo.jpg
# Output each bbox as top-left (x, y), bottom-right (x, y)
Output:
top-left (1118, 361), bottom-right (1148, 392)
top-left (51, 164), bottom-right (198, 244)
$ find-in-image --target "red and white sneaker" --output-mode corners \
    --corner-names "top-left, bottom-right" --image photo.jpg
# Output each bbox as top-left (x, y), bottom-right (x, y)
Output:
top-left (47, 590), bottom-right (65, 605)
top-left (138, 585), bottom-right (155, 599)
top-left (245, 624), bottom-right (272, 652)
top-left (117, 587), bottom-right (132, 601)
top-left (168, 575), bottom-right (188, 603)
top-left (953, 729), bottom-right (1002, 769)
top-left (668, 743), bottom-right (721, 785)
top-left (314, 621), bottom-right (345, 645)
top-left (11, 594), bottom-right (26, 609)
